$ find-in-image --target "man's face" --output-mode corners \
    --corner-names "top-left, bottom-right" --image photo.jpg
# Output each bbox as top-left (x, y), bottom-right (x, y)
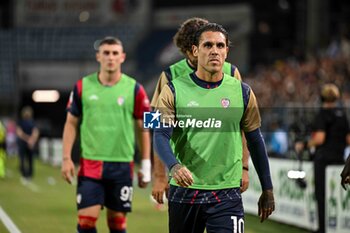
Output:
top-left (192, 31), bottom-right (228, 74)
top-left (96, 43), bottom-right (125, 73)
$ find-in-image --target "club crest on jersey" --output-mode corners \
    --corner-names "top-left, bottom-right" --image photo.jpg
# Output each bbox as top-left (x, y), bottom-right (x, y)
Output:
top-left (221, 98), bottom-right (230, 108)
top-left (117, 96), bottom-right (125, 106)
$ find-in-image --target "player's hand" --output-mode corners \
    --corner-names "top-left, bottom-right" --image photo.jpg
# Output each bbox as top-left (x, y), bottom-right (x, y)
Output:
top-left (258, 189), bottom-right (275, 222)
top-left (341, 157), bottom-right (350, 190)
top-left (137, 172), bottom-right (149, 188)
top-left (61, 158), bottom-right (75, 184)
top-left (138, 159), bottom-right (151, 188)
top-left (170, 164), bottom-right (193, 187)
top-left (240, 169), bottom-right (249, 193)
top-left (152, 177), bottom-right (169, 204)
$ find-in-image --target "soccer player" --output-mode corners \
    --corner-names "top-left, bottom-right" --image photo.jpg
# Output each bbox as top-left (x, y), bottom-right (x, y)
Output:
top-left (154, 23), bottom-right (274, 233)
top-left (151, 17), bottom-right (250, 205)
top-left (61, 37), bottom-right (151, 233)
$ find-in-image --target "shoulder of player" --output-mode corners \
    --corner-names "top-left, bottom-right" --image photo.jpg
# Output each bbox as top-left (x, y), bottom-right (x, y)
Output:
top-left (170, 58), bottom-right (188, 68)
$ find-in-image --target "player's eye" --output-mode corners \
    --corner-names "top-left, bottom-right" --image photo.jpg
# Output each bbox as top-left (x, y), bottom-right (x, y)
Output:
top-left (203, 42), bottom-right (212, 48)
top-left (103, 51), bottom-right (110, 55)
top-left (113, 51), bottom-right (118, 55)
top-left (217, 43), bottom-right (226, 49)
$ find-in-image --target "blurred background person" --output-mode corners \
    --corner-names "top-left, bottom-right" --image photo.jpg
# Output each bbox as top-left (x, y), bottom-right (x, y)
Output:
top-left (16, 106), bottom-right (40, 183)
top-left (61, 36), bottom-right (151, 233)
top-left (5, 119), bottom-right (17, 157)
top-left (0, 120), bottom-right (6, 178)
top-left (307, 83), bottom-right (350, 233)
top-left (341, 156), bottom-right (350, 190)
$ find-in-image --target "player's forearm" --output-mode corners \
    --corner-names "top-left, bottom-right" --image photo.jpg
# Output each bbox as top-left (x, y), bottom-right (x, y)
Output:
top-left (139, 130), bottom-right (151, 160)
top-left (62, 121), bottom-right (77, 161)
top-left (153, 152), bottom-right (167, 178)
top-left (241, 132), bottom-right (249, 168)
top-left (245, 128), bottom-right (273, 191)
top-left (153, 126), bottom-right (178, 170)
top-left (135, 119), bottom-right (151, 160)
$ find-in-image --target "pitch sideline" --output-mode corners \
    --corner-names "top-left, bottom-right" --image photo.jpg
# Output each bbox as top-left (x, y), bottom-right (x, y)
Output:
top-left (0, 206), bottom-right (22, 233)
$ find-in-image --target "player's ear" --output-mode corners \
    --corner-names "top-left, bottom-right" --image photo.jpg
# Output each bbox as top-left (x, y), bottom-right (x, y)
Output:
top-left (120, 52), bottom-right (126, 63)
top-left (224, 47), bottom-right (229, 60)
top-left (96, 52), bottom-right (100, 62)
top-left (192, 45), bottom-right (198, 57)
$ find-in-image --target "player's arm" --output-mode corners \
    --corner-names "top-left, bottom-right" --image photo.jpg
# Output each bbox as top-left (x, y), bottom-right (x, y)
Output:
top-left (241, 82), bottom-right (274, 222)
top-left (153, 84), bottom-right (193, 187)
top-left (232, 65), bottom-right (242, 81)
top-left (61, 83), bottom-right (81, 184)
top-left (152, 153), bottom-right (169, 204)
top-left (151, 72), bottom-right (171, 203)
top-left (135, 119), bottom-right (151, 188)
top-left (134, 83), bottom-right (152, 188)
top-left (62, 112), bottom-right (79, 184)
top-left (150, 72), bottom-right (170, 108)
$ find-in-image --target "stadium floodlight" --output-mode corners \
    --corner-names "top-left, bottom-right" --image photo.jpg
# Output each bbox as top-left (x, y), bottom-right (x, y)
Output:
top-left (32, 90), bottom-right (60, 103)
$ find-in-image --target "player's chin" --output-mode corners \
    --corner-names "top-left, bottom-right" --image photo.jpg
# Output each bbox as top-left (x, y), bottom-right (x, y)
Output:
top-left (208, 64), bottom-right (222, 73)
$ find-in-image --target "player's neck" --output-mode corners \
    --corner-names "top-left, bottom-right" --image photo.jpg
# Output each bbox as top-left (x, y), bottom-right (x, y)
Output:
top-left (187, 59), bottom-right (196, 69)
top-left (195, 69), bottom-right (223, 82)
top-left (98, 70), bottom-right (122, 86)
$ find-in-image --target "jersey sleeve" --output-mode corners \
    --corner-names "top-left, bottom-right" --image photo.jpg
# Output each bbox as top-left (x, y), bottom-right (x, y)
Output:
top-left (154, 84), bottom-right (175, 123)
top-left (150, 72), bottom-right (170, 108)
top-left (66, 79), bottom-right (82, 117)
top-left (241, 83), bottom-right (261, 132)
top-left (234, 66), bottom-right (242, 81)
top-left (133, 83), bottom-right (151, 119)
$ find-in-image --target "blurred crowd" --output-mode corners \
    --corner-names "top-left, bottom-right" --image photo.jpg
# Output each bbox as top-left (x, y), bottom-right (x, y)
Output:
top-left (244, 35), bottom-right (350, 159)
top-left (245, 37), bottom-right (350, 108)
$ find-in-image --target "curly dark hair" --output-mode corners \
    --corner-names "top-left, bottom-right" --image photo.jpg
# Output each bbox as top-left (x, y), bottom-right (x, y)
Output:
top-left (173, 17), bottom-right (209, 57)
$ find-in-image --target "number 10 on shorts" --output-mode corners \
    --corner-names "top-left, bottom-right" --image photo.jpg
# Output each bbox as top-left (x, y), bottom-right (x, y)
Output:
top-left (231, 216), bottom-right (244, 233)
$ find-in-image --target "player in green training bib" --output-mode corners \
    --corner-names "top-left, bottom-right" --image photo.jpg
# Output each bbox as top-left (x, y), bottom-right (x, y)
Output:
top-left (151, 17), bottom-right (250, 205)
top-left (154, 23), bottom-right (275, 233)
top-left (61, 37), bottom-right (151, 233)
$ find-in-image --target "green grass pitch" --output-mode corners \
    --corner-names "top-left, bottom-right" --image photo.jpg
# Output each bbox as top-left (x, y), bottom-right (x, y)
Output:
top-left (0, 157), bottom-right (309, 233)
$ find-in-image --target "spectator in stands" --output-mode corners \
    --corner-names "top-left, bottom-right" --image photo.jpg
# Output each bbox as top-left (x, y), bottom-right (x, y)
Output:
top-left (16, 106), bottom-right (39, 183)
top-left (61, 36), bottom-right (151, 233)
top-left (307, 84), bottom-right (350, 233)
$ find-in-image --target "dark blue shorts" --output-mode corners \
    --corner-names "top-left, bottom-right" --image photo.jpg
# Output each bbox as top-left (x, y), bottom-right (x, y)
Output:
top-left (169, 189), bottom-right (244, 233)
top-left (76, 162), bottom-right (133, 212)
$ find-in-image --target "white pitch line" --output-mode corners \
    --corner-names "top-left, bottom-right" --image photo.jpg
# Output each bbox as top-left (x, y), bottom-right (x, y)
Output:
top-left (0, 206), bottom-right (22, 233)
